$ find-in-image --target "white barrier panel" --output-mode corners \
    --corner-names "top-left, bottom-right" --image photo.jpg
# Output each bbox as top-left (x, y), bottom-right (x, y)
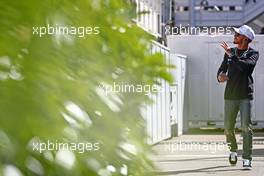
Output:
top-left (141, 41), bottom-right (187, 144)
top-left (141, 41), bottom-right (171, 144)
top-left (167, 35), bottom-right (264, 129)
top-left (170, 54), bottom-right (187, 135)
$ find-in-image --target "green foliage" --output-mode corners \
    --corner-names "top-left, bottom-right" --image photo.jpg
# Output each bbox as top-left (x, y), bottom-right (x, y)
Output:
top-left (0, 0), bottom-right (171, 175)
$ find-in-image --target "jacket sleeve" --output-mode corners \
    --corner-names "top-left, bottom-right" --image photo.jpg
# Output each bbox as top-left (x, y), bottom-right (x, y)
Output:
top-left (232, 51), bottom-right (259, 71)
top-left (217, 53), bottom-right (228, 82)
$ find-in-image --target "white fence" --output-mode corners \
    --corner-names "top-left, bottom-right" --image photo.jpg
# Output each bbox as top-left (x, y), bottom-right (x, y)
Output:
top-left (169, 54), bottom-right (187, 136)
top-left (167, 35), bottom-right (264, 129)
top-left (142, 41), bottom-right (187, 144)
top-left (141, 41), bottom-right (171, 144)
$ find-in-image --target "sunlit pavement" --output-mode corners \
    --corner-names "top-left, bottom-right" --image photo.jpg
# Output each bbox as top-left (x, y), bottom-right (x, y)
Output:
top-left (152, 133), bottom-right (264, 176)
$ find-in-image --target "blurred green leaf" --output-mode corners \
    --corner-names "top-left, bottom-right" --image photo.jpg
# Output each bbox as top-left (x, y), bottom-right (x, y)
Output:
top-left (0, 0), bottom-right (170, 175)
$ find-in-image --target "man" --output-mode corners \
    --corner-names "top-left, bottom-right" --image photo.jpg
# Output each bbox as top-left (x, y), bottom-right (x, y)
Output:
top-left (217, 25), bottom-right (259, 169)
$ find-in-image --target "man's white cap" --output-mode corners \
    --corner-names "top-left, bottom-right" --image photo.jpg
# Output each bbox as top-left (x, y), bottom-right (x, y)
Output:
top-left (233, 25), bottom-right (255, 41)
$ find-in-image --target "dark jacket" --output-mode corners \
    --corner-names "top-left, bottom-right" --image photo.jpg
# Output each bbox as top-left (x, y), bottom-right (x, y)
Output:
top-left (217, 47), bottom-right (259, 100)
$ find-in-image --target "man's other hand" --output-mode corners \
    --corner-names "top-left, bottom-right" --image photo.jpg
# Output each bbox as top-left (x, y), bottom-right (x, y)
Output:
top-left (218, 73), bottom-right (229, 82)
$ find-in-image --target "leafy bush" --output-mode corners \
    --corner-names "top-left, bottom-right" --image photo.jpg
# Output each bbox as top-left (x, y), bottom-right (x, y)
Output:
top-left (0, 0), bottom-right (171, 175)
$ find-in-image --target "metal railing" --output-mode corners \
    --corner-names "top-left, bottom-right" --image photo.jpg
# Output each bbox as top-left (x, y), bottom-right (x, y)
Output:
top-left (172, 0), bottom-right (264, 27)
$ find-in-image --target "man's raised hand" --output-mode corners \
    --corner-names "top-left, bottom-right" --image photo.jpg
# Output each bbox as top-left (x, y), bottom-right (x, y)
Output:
top-left (220, 41), bottom-right (232, 57)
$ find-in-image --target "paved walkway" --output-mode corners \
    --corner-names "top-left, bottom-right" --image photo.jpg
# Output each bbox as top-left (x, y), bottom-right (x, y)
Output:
top-left (152, 133), bottom-right (264, 176)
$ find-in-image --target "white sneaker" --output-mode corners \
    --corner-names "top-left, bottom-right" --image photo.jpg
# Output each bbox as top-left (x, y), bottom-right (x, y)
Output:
top-left (229, 152), bottom-right (237, 165)
top-left (243, 159), bottom-right (252, 170)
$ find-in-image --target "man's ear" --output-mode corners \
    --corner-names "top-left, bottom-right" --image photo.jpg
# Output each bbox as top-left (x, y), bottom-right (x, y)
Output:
top-left (243, 38), bottom-right (249, 45)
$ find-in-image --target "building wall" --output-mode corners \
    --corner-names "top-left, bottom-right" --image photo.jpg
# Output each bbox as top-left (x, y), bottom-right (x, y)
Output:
top-left (135, 0), bottom-right (174, 40)
top-left (167, 35), bottom-right (264, 129)
top-left (172, 0), bottom-right (264, 29)
top-left (135, 0), bottom-right (162, 37)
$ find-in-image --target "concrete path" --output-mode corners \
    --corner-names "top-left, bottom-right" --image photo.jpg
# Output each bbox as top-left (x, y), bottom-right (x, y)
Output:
top-left (152, 133), bottom-right (264, 176)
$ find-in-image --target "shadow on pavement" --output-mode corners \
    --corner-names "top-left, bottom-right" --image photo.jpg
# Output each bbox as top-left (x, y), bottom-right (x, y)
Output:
top-left (185, 128), bottom-right (264, 135)
top-left (155, 165), bottom-right (250, 175)
top-left (155, 156), bottom-right (226, 162)
top-left (238, 148), bottom-right (264, 156)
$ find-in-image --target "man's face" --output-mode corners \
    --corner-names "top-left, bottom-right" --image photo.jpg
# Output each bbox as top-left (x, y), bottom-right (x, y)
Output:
top-left (233, 32), bottom-right (247, 44)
